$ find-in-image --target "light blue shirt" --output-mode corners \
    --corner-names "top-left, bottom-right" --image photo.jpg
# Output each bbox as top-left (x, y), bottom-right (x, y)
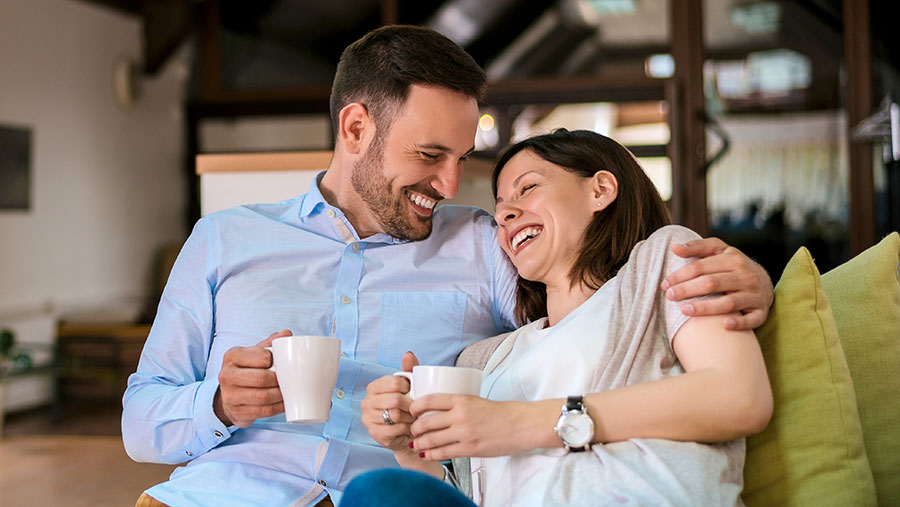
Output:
top-left (122, 173), bottom-right (518, 506)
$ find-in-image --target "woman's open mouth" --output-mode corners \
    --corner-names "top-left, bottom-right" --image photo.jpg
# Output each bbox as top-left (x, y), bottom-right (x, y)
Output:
top-left (511, 226), bottom-right (543, 253)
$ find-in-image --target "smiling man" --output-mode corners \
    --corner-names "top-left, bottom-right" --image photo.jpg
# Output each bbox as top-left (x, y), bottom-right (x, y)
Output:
top-left (122, 25), bottom-right (773, 507)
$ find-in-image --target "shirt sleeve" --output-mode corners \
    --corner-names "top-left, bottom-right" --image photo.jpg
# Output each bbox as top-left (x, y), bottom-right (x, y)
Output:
top-left (122, 218), bottom-right (232, 464)
top-left (637, 225), bottom-right (709, 346)
top-left (482, 214), bottom-right (518, 332)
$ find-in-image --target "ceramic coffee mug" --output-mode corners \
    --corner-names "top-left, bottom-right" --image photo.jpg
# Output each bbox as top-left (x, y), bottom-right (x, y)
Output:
top-left (267, 335), bottom-right (341, 423)
top-left (393, 365), bottom-right (482, 400)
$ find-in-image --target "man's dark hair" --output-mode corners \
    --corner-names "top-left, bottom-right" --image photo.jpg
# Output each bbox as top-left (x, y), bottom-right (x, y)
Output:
top-left (491, 129), bottom-right (672, 325)
top-left (329, 25), bottom-right (486, 139)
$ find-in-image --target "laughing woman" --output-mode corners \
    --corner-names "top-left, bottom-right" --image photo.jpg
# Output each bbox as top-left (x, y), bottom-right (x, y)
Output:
top-left (350, 129), bottom-right (772, 506)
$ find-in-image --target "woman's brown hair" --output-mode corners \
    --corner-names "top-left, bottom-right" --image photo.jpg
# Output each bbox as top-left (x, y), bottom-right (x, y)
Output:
top-left (491, 129), bottom-right (672, 325)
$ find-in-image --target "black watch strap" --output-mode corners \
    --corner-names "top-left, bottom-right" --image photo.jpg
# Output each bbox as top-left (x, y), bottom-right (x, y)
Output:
top-left (566, 395), bottom-right (584, 411)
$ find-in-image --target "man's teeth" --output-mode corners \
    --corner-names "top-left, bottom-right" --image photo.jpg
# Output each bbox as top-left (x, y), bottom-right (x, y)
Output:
top-left (407, 192), bottom-right (436, 210)
top-left (512, 227), bottom-right (542, 250)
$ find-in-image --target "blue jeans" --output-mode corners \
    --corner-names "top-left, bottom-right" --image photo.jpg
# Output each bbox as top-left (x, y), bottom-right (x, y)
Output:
top-left (340, 468), bottom-right (476, 507)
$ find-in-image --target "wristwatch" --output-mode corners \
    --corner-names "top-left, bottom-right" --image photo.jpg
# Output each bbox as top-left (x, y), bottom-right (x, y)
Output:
top-left (554, 395), bottom-right (594, 452)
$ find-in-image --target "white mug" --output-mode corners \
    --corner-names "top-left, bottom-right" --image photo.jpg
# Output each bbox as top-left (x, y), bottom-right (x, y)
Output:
top-left (266, 335), bottom-right (341, 423)
top-left (393, 365), bottom-right (482, 400)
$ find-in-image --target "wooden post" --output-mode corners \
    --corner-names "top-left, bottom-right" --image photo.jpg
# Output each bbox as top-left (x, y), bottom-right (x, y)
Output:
top-left (668, 0), bottom-right (708, 235)
top-left (844, 0), bottom-right (876, 253)
top-left (380, 0), bottom-right (398, 26)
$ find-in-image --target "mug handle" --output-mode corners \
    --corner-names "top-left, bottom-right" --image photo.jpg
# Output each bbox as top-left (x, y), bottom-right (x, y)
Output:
top-left (264, 346), bottom-right (275, 373)
top-left (393, 371), bottom-right (415, 399)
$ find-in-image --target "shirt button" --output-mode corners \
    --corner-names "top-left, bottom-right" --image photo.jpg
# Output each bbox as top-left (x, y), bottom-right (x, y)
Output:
top-left (319, 479), bottom-right (327, 487)
top-left (214, 431), bottom-right (223, 438)
top-left (185, 450), bottom-right (193, 457)
top-left (340, 352), bottom-right (346, 358)
top-left (326, 210), bottom-right (335, 217)
top-left (340, 296), bottom-right (350, 304)
top-left (352, 243), bottom-right (360, 251)
top-left (336, 389), bottom-right (345, 399)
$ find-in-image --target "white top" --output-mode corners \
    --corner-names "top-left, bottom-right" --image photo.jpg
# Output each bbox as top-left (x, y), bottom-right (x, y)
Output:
top-left (466, 226), bottom-right (745, 507)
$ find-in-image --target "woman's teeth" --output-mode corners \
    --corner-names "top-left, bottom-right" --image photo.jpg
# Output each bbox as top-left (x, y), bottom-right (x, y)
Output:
top-left (407, 192), bottom-right (436, 210)
top-left (512, 227), bottom-right (542, 251)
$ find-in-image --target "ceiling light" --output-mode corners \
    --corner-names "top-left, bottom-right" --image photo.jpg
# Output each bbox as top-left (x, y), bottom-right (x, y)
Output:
top-left (479, 114), bottom-right (496, 132)
top-left (645, 54), bottom-right (675, 79)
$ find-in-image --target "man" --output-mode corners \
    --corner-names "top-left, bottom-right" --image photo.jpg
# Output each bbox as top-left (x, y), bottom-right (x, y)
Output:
top-left (123, 25), bottom-right (772, 506)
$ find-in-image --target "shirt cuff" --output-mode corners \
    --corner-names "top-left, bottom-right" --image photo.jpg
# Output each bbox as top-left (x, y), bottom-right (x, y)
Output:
top-left (193, 377), bottom-right (233, 451)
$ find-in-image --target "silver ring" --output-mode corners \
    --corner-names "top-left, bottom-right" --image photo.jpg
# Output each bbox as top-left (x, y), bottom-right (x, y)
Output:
top-left (382, 409), bottom-right (394, 425)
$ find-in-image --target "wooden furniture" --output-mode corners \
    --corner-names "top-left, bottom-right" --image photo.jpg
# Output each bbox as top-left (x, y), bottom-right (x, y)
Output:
top-left (196, 151), bottom-right (332, 216)
top-left (55, 323), bottom-right (151, 407)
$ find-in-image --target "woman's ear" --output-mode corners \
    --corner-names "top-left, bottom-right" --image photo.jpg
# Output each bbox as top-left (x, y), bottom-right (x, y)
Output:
top-left (337, 103), bottom-right (374, 155)
top-left (591, 170), bottom-right (618, 212)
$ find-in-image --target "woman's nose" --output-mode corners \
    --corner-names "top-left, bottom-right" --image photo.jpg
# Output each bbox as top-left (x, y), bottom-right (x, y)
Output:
top-left (495, 204), bottom-right (519, 224)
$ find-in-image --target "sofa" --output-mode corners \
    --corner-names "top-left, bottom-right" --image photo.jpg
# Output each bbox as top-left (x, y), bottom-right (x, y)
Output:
top-left (742, 232), bottom-right (900, 506)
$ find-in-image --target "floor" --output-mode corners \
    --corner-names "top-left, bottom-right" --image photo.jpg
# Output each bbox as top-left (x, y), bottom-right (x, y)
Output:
top-left (0, 403), bottom-right (175, 507)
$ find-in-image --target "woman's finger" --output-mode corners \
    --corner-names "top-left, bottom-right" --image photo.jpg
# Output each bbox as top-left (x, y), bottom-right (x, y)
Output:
top-left (409, 409), bottom-right (453, 437)
top-left (417, 441), bottom-right (468, 462)
top-left (412, 426), bottom-right (460, 453)
top-left (374, 407), bottom-right (415, 426)
top-left (408, 393), bottom-right (455, 418)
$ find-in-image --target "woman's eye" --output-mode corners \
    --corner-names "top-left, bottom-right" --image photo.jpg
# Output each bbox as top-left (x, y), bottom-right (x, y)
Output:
top-left (520, 184), bottom-right (535, 195)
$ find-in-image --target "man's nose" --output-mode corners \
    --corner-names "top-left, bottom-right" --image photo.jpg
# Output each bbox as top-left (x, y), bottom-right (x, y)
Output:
top-left (431, 160), bottom-right (463, 200)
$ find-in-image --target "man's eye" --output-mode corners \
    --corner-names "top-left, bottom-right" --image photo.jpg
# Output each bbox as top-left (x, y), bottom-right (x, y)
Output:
top-left (420, 152), bottom-right (440, 161)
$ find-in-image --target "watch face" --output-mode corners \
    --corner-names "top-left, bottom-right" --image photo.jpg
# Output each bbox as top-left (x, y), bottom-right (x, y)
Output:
top-left (559, 413), bottom-right (593, 447)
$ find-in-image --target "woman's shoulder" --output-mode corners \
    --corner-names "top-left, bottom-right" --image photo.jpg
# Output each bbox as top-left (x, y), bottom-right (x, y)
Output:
top-left (641, 225), bottom-right (702, 250)
top-left (456, 318), bottom-right (546, 371)
top-left (615, 225), bottom-right (702, 295)
top-left (625, 225), bottom-right (701, 267)
top-left (456, 332), bottom-right (512, 370)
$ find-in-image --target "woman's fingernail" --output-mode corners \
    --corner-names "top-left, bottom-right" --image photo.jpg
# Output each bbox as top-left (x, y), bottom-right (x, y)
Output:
top-left (409, 442), bottom-right (414, 449)
top-left (661, 280), bottom-right (669, 291)
top-left (682, 303), bottom-right (694, 315)
top-left (419, 452), bottom-right (425, 458)
top-left (666, 288), bottom-right (675, 300)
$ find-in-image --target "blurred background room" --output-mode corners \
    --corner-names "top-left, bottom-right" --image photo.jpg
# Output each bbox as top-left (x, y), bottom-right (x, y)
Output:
top-left (1, 0), bottom-right (898, 505)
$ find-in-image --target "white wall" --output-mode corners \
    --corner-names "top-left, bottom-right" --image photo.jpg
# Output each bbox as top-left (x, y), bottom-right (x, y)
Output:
top-left (0, 0), bottom-right (187, 410)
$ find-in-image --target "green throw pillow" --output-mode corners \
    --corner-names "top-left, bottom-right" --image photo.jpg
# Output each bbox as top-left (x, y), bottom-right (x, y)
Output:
top-left (742, 247), bottom-right (876, 506)
top-left (822, 232), bottom-right (900, 505)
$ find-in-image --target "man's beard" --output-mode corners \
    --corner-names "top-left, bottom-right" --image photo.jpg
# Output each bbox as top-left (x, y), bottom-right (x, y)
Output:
top-left (351, 136), bottom-right (435, 241)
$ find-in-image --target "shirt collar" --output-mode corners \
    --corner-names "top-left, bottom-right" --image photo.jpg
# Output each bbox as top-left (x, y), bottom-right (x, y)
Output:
top-left (298, 171), bottom-right (410, 245)
top-left (298, 171), bottom-right (329, 219)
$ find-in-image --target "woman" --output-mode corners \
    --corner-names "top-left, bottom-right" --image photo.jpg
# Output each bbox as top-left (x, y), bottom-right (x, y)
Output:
top-left (352, 129), bottom-right (772, 506)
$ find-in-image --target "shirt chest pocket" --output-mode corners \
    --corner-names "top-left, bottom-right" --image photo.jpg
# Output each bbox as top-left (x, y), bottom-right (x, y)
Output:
top-left (379, 291), bottom-right (468, 369)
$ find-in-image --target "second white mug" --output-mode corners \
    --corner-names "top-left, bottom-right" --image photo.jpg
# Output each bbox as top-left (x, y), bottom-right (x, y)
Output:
top-left (393, 365), bottom-right (482, 399)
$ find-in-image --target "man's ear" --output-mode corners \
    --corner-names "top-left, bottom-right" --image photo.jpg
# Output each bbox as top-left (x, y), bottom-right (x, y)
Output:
top-left (592, 170), bottom-right (618, 212)
top-left (337, 103), bottom-right (373, 155)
